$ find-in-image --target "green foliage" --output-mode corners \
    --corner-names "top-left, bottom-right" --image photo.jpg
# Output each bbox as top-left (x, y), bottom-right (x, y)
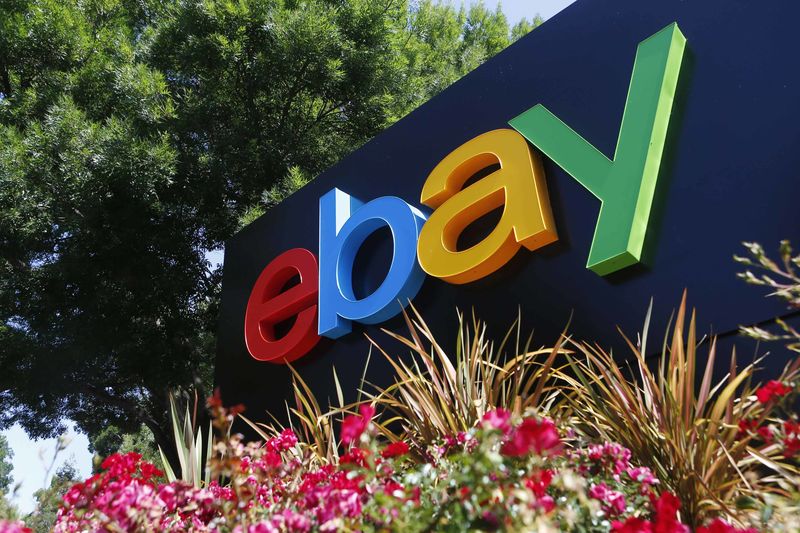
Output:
top-left (0, 0), bottom-right (536, 457)
top-left (118, 425), bottom-right (160, 465)
top-left (25, 462), bottom-right (80, 533)
top-left (0, 0), bottom-right (211, 450)
top-left (89, 425), bottom-right (126, 461)
top-left (159, 393), bottom-right (213, 487)
top-left (0, 493), bottom-right (19, 522)
top-left (0, 435), bottom-right (13, 494)
top-left (512, 16), bottom-right (543, 41)
top-left (391, 1), bottom-right (540, 117)
top-left (261, 166), bottom-right (311, 211)
top-left (0, 435), bottom-right (18, 522)
top-left (90, 424), bottom-right (161, 473)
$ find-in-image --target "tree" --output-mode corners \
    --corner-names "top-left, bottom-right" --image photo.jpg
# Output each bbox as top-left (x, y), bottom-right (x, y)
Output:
top-left (0, 435), bottom-right (17, 521)
top-left (0, 0), bottom-right (539, 460)
top-left (89, 424), bottom-right (161, 473)
top-left (0, 435), bottom-right (12, 494)
top-left (0, 0), bottom-right (208, 455)
top-left (0, 495), bottom-right (19, 522)
top-left (25, 462), bottom-right (79, 533)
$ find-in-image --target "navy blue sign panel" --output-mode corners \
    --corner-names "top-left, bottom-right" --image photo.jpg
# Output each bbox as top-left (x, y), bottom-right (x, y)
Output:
top-left (215, 0), bottom-right (800, 422)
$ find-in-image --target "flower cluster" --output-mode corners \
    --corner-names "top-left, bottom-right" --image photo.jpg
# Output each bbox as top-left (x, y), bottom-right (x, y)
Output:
top-left (340, 405), bottom-right (374, 445)
top-left (54, 452), bottom-right (224, 532)
top-left (611, 492), bottom-right (687, 533)
top-left (481, 407), bottom-right (561, 457)
top-left (567, 440), bottom-right (659, 520)
top-left (755, 380), bottom-right (794, 404)
top-left (40, 406), bottom-right (765, 532)
top-left (738, 378), bottom-right (800, 460)
top-left (610, 494), bottom-right (760, 533)
top-left (0, 521), bottom-right (30, 533)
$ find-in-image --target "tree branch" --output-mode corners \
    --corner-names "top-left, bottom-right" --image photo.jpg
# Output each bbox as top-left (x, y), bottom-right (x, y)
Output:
top-left (275, 59), bottom-right (312, 135)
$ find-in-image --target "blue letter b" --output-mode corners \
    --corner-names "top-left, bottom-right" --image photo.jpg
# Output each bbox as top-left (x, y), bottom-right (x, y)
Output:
top-left (318, 188), bottom-right (427, 338)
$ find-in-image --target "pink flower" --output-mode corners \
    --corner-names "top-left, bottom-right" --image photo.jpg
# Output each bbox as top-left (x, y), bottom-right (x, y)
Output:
top-left (736, 418), bottom-right (758, 439)
top-left (381, 441), bottom-right (410, 459)
top-left (627, 466), bottom-right (659, 488)
top-left (101, 452), bottom-right (142, 478)
top-left (588, 483), bottom-right (626, 515)
top-left (0, 521), bottom-right (32, 533)
top-left (266, 509), bottom-right (312, 532)
top-left (276, 428), bottom-right (299, 450)
top-left (654, 491), bottom-right (680, 513)
top-left (481, 408), bottom-right (512, 433)
top-left (263, 450), bottom-right (282, 468)
top-left (537, 495), bottom-right (555, 513)
top-left (248, 523), bottom-right (279, 533)
top-left (784, 435), bottom-right (800, 457)
top-left (696, 519), bottom-right (759, 533)
top-left (382, 480), bottom-right (417, 503)
top-left (587, 442), bottom-right (632, 475)
top-left (500, 417), bottom-right (561, 456)
top-left (756, 380), bottom-right (793, 404)
top-left (612, 517), bottom-right (653, 533)
top-left (525, 469), bottom-right (554, 498)
top-left (757, 426), bottom-right (774, 443)
top-left (140, 461), bottom-right (163, 481)
top-left (341, 405), bottom-right (375, 445)
top-left (340, 448), bottom-right (369, 467)
top-left (652, 492), bottom-right (690, 533)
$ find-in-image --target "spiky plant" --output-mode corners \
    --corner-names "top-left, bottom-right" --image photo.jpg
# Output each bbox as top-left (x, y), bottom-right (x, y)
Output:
top-left (367, 303), bottom-right (568, 451)
top-left (240, 364), bottom-right (369, 464)
top-left (159, 391), bottom-right (214, 487)
top-left (557, 292), bottom-right (780, 527)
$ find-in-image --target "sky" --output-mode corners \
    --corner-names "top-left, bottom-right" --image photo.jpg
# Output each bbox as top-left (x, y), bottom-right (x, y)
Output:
top-left (2, 0), bottom-right (578, 518)
top-left (3, 424), bottom-right (92, 515)
top-left (459, 0), bottom-right (577, 23)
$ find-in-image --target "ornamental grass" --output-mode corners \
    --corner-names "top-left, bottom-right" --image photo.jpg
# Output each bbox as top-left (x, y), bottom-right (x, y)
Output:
top-left (240, 363), bottom-right (349, 466)
top-left (556, 293), bottom-right (778, 527)
top-left (560, 293), bottom-right (797, 525)
top-left (365, 302), bottom-right (568, 453)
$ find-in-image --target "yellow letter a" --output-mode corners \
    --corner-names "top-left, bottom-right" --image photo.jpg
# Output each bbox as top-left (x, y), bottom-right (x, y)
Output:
top-left (417, 129), bottom-right (557, 284)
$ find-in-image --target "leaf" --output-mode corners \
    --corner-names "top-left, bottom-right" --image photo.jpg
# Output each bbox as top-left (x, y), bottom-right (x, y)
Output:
top-left (158, 446), bottom-right (177, 483)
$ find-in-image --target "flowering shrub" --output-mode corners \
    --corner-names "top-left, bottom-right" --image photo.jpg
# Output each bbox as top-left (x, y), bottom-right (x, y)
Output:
top-left (3, 401), bottom-right (758, 533)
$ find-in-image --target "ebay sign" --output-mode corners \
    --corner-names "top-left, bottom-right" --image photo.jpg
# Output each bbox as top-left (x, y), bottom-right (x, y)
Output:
top-left (243, 23), bottom-right (687, 364)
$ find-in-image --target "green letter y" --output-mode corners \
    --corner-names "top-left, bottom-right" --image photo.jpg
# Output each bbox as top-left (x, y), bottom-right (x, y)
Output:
top-left (509, 23), bottom-right (686, 275)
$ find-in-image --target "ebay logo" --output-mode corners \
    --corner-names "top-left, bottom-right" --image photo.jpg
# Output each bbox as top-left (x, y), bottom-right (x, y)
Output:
top-left (244, 23), bottom-right (686, 363)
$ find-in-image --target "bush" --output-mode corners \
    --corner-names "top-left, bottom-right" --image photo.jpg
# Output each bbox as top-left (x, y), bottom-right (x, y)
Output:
top-left (4, 400), bottom-right (763, 532)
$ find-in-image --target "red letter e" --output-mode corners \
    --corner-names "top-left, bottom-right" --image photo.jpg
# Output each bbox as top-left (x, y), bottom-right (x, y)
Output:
top-left (244, 248), bottom-right (320, 364)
